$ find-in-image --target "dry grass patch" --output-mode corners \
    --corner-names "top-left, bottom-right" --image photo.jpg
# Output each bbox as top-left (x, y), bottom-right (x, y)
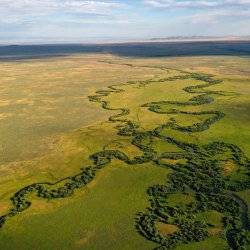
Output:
top-left (156, 222), bottom-right (179, 236)
top-left (222, 160), bottom-right (238, 176)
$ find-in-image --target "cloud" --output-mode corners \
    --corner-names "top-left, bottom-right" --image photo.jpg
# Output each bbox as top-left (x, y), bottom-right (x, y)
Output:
top-left (0, 0), bottom-right (127, 28)
top-left (0, 0), bottom-right (125, 24)
top-left (145, 0), bottom-right (250, 9)
top-left (1, 0), bottom-right (250, 43)
top-left (0, 0), bottom-right (124, 13)
top-left (145, 0), bottom-right (250, 23)
top-left (190, 9), bottom-right (250, 23)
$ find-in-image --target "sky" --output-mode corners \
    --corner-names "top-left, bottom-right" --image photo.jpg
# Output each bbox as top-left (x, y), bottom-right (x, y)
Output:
top-left (0, 0), bottom-right (250, 44)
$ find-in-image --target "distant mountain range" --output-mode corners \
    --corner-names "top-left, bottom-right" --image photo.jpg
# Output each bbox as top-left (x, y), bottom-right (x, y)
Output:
top-left (1, 40), bottom-right (250, 60)
top-left (1, 36), bottom-right (250, 46)
top-left (148, 36), bottom-right (250, 42)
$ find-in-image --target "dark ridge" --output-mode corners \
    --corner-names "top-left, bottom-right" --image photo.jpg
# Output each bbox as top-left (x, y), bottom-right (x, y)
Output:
top-left (0, 41), bottom-right (250, 60)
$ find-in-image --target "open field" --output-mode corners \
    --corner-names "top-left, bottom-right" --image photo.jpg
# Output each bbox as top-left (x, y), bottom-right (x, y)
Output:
top-left (0, 55), bottom-right (163, 207)
top-left (0, 53), bottom-right (249, 249)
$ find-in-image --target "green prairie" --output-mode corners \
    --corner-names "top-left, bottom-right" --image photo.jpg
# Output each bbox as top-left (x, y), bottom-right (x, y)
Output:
top-left (0, 54), bottom-right (249, 250)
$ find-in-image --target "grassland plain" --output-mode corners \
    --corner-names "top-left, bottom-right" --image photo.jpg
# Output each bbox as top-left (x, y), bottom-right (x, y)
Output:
top-left (0, 54), bottom-right (249, 250)
top-left (0, 55), bottom-right (164, 212)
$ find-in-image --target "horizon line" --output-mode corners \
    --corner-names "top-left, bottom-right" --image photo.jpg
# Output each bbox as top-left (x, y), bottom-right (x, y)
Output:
top-left (1, 35), bottom-right (250, 46)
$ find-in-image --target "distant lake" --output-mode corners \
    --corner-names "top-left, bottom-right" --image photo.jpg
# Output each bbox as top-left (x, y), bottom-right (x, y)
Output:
top-left (0, 41), bottom-right (250, 60)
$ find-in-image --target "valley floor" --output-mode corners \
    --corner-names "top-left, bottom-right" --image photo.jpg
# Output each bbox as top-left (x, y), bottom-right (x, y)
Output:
top-left (0, 54), bottom-right (249, 249)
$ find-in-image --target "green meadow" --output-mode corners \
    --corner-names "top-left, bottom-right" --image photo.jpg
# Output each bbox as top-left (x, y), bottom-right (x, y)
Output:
top-left (0, 54), bottom-right (249, 249)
